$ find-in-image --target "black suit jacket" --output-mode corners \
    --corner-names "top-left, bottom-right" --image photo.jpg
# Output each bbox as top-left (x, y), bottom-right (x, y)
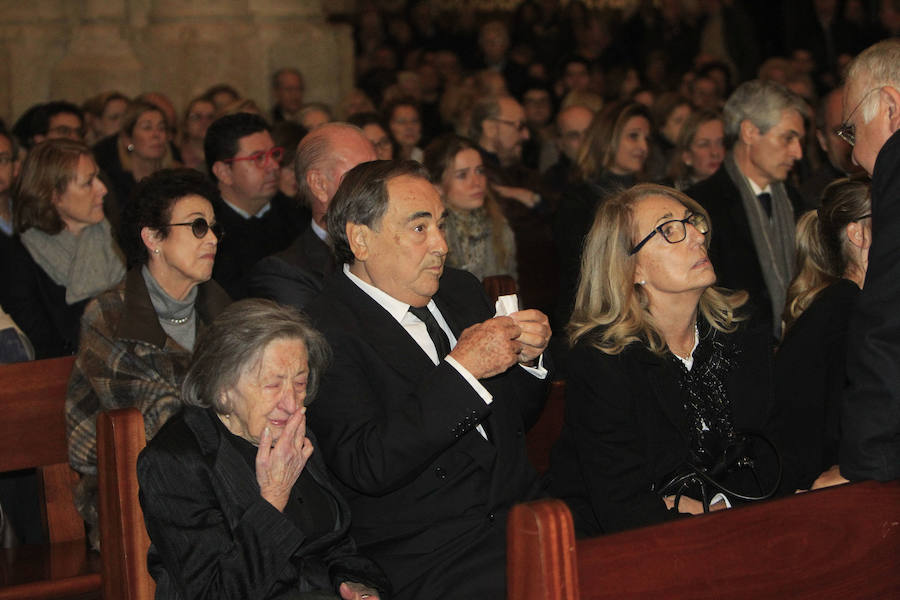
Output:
top-left (841, 129), bottom-right (900, 481)
top-left (137, 407), bottom-right (389, 600)
top-left (0, 236), bottom-right (89, 358)
top-left (686, 166), bottom-right (802, 328)
top-left (547, 319), bottom-right (776, 535)
top-left (248, 227), bottom-right (334, 308)
top-left (306, 268), bottom-right (546, 598)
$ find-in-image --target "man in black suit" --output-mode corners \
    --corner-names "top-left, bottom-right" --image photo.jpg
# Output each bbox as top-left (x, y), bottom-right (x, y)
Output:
top-left (686, 80), bottom-right (807, 336)
top-left (306, 160), bottom-right (551, 599)
top-left (819, 39), bottom-right (900, 485)
top-left (205, 113), bottom-right (303, 299)
top-left (248, 123), bottom-right (376, 308)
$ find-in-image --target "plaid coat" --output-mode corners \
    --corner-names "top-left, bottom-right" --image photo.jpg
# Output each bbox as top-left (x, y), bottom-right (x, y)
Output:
top-left (65, 268), bottom-right (230, 543)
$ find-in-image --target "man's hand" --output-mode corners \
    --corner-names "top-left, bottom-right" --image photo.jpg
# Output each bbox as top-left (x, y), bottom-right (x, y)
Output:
top-left (449, 316), bottom-right (522, 379)
top-left (810, 464), bottom-right (850, 490)
top-left (509, 309), bottom-right (550, 365)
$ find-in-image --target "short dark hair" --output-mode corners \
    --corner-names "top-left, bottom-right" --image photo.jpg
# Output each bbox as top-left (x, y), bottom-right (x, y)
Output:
top-left (33, 101), bottom-right (84, 136)
top-left (347, 111), bottom-right (388, 130)
top-left (327, 159), bottom-right (429, 265)
top-left (204, 112), bottom-right (271, 179)
top-left (182, 298), bottom-right (330, 413)
top-left (271, 121), bottom-right (309, 171)
top-left (119, 168), bottom-right (222, 267)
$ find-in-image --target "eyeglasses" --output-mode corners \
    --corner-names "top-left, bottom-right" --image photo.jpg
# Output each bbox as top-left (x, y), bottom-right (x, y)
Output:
top-left (47, 125), bottom-right (85, 139)
top-left (223, 146), bottom-right (284, 169)
top-left (834, 87), bottom-right (881, 147)
top-left (167, 217), bottom-right (224, 240)
top-left (629, 213), bottom-right (709, 255)
top-left (488, 118), bottom-right (528, 132)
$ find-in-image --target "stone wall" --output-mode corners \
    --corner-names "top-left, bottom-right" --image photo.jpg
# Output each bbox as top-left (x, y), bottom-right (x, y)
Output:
top-left (0, 0), bottom-right (354, 126)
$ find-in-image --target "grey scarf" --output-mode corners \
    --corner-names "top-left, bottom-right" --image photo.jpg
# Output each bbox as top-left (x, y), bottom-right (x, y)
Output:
top-left (20, 219), bottom-right (125, 305)
top-left (723, 154), bottom-right (794, 335)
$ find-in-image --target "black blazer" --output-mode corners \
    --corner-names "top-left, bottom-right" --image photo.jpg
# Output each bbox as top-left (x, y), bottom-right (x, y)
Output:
top-left (686, 166), bottom-right (802, 329)
top-left (305, 268), bottom-right (546, 597)
top-left (248, 227), bottom-right (334, 309)
top-left (137, 407), bottom-right (389, 600)
top-left (774, 279), bottom-right (859, 492)
top-left (0, 236), bottom-right (89, 358)
top-left (547, 319), bottom-right (776, 535)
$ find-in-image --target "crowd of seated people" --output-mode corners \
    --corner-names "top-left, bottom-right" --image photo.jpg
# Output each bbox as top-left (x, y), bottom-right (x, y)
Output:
top-left (2, 0), bottom-right (900, 597)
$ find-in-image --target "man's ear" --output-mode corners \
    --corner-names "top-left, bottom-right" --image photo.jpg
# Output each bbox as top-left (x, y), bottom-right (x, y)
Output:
top-left (346, 222), bottom-right (369, 261)
top-left (739, 119), bottom-right (759, 146)
top-left (307, 169), bottom-right (329, 205)
top-left (882, 86), bottom-right (900, 133)
top-left (211, 161), bottom-right (232, 186)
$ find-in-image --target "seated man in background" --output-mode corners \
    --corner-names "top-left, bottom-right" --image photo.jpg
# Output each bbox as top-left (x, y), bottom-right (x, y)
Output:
top-left (306, 160), bottom-right (551, 599)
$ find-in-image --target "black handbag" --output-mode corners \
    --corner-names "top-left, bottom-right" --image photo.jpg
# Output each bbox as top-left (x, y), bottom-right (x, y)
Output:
top-left (657, 431), bottom-right (782, 513)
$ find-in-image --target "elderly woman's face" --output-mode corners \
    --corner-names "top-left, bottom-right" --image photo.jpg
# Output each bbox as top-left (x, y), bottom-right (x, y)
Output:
top-left (224, 338), bottom-right (309, 444)
top-left (54, 154), bottom-right (107, 236)
top-left (631, 194), bottom-right (715, 301)
top-left (148, 195), bottom-right (217, 290)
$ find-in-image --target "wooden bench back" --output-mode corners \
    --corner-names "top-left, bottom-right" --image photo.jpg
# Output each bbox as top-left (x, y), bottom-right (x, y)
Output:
top-left (509, 480), bottom-right (900, 600)
top-left (98, 408), bottom-right (155, 600)
top-left (0, 355), bottom-right (101, 599)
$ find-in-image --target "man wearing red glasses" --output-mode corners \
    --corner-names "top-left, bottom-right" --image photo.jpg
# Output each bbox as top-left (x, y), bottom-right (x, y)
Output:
top-left (205, 113), bottom-right (304, 299)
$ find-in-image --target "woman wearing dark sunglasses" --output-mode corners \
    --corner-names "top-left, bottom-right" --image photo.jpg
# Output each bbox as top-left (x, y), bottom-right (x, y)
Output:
top-left (547, 183), bottom-right (780, 535)
top-left (66, 168), bottom-right (231, 548)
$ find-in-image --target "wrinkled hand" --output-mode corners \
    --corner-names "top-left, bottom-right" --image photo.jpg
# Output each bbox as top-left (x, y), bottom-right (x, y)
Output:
top-left (508, 309), bottom-right (550, 365)
top-left (449, 316), bottom-right (522, 379)
top-left (491, 184), bottom-right (540, 209)
top-left (663, 495), bottom-right (726, 515)
top-left (340, 581), bottom-right (380, 600)
top-left (256, 407), bottom-right (314, 512)
top-left (810, 464), bottom-right (849, 490)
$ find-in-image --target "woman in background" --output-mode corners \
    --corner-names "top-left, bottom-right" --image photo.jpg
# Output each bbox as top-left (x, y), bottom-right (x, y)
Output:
top-left (82, 91), bottom-right (130, 146)
top-left (775, 178), bottom-right (871, 493)
top-left (664, 110), bottom-right (725, 191)
top-left (385, 98), bottom-right (424, 162)
top-left (646, 93), bottom-right (692, 181)
top-left (424, 134), bottom-right (516, 281)
top-left (178, 96), bottom-right (217, 172)
top-left (2, 139), bottom-right (124, 358)
top-left (554, 101), bottom-right (651, 329)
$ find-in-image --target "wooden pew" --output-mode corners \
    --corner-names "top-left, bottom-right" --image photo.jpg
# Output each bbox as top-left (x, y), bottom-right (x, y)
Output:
top-left (98, 408), bottom-right (155, 600)
top-left (508, 481), bottom-right (900, 600)
top-left (0, 356), bottom-right (101, 600)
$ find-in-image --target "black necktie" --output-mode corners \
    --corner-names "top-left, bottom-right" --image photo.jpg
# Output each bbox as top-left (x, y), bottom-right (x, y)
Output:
top-left (757, 192), bottom-right (772, 218)
top-left (409, 305), bottom-right (451, 360)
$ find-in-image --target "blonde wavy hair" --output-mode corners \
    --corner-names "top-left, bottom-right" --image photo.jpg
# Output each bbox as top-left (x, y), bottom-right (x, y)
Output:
top-left (567, 183), bottom-right (748, 355)
top-left (782, 178), bottom-right (870, 334)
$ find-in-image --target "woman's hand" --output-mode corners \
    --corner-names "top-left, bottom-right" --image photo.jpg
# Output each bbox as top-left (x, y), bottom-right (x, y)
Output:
top-left (810, 464), bottom-right (850, 490)
top-left (491, 183), bottom-right (540, 209)
top-left (663, 495), bottom-right (727, 515)
top-left (256, 407), bottom-right (314, 512)
top-left (339, 581), bottom-right (380, 600)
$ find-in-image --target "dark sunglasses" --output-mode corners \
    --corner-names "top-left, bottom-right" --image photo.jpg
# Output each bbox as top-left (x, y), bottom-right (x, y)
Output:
top-left (167, 217), bottom-right (224, 240)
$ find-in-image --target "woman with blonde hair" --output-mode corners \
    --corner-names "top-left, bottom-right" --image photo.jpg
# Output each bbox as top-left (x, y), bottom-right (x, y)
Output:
top-left (775, 178), bottom-right (870, 493)
top-left (548, 183), bottom-right (779, 535)
top-left (423, 134), bottom-right (517, 281)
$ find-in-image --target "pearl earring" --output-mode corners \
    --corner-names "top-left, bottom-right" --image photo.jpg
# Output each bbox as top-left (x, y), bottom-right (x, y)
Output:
top-left (153, 248), bottom-right (160, 254)
top-left (638, 280), bottom-right (646, 285)
top-left (127, 143), bottom-right (135, 152)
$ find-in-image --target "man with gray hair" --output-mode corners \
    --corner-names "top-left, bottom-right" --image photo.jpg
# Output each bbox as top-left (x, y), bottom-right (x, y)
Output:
top-left (687, 79), bottom-right (807, 335)
top-left (305, 159), bottom-right (550, 598)
top-left (818, 39), bottom-right (900, 485)
top-left (248, 123), bottom-right (376, 308)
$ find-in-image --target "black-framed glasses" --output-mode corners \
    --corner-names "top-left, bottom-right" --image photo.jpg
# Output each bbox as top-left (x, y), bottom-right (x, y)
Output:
top-left (834, 87), bottom-right (881, 147)
top-left (488, 117), bottom-right (528, 132)
top-left (629, 213), bottom-right (709, 255)
top-left (167, 217), bottom-right (224, 240)
top-left (223, 146), bottom-right (284, 169)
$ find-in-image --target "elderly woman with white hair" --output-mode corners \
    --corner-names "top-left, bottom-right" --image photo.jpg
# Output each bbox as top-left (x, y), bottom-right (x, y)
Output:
top-left (138, 299), bottom-right (389, 600)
